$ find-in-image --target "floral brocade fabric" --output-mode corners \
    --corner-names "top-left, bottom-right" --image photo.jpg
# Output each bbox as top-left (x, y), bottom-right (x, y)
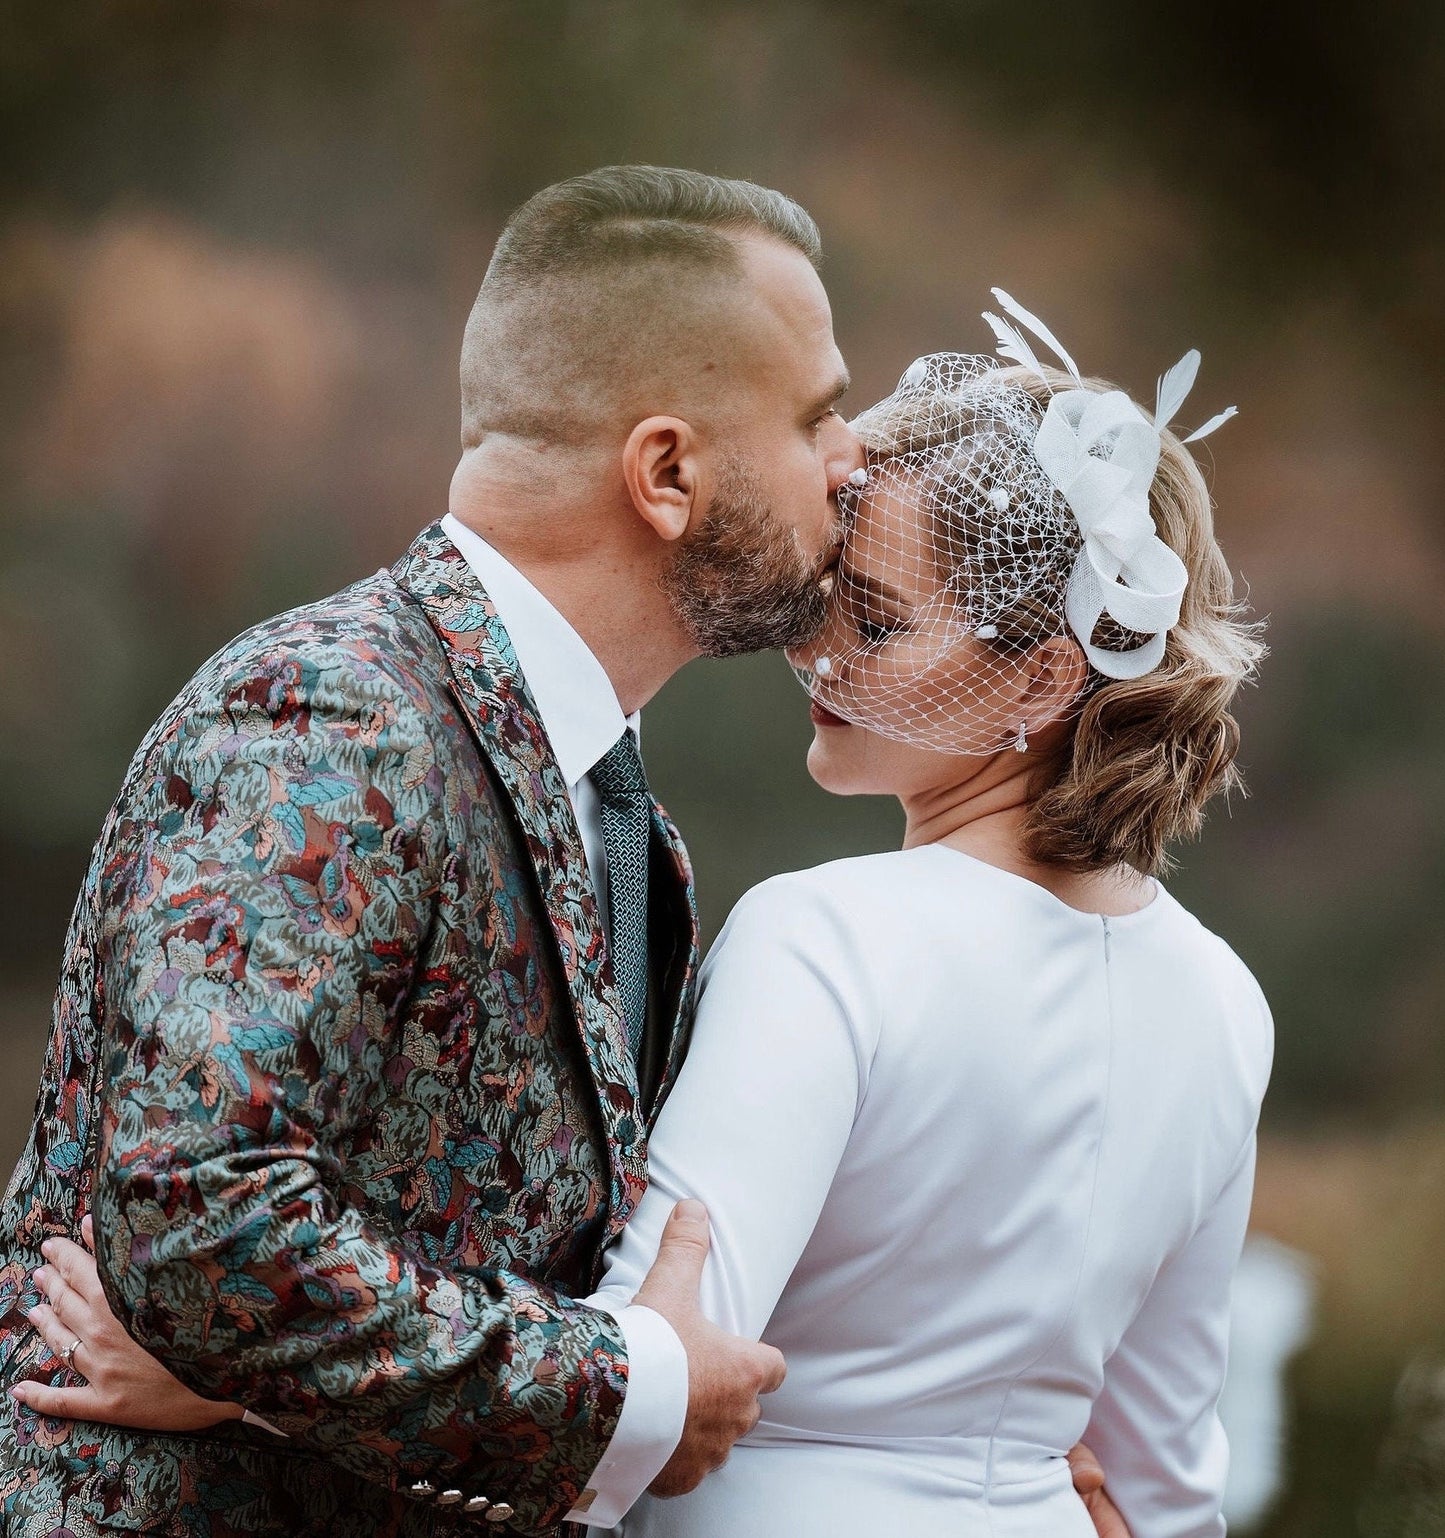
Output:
top-left (0, 523), bottom-right (700, 1537)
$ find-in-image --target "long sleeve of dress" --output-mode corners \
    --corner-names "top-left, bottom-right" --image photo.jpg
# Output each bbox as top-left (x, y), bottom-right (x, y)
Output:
top-left (591, 874), bottom-right (878, 1341)
top-left (1082, 1135), bottom-right (1259, 1538)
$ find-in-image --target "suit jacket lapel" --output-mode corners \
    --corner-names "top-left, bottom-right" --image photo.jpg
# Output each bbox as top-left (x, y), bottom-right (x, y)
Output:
top-left (392, 522), bottom-right (648, 1236)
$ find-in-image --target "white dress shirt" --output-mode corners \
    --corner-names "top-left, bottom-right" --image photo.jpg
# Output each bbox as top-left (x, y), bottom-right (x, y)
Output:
top-left (594, 847), bottom-right (1273, 1537)
top-left (441, 513), bottom-right (688, 1527)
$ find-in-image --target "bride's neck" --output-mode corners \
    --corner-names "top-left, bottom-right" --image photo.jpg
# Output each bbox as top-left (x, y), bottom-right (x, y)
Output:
top-left (900, 768), bottom-right (1033, 869)
top-left (899, 765), bottom-right (1152, 912)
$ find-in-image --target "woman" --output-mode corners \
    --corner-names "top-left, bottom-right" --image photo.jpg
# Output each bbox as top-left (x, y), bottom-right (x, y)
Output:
top-left (15, 296), bottom-right (1270, 1536)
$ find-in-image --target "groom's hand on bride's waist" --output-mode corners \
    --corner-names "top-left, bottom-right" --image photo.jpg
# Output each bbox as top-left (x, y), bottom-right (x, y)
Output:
top-left (632, 1199), bottom-right (787, 1497)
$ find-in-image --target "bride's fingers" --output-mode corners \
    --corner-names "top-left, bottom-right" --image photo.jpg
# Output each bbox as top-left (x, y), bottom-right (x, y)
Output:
top-left (10, 1377), bottom-right (108, 1422)
top-left (33, 1265), bottom-right (91, 1342)
top-left (81, 1213), bottom-right (96, 1252)
top-left (24, 1300), bottom-right (89, 1376)
top-left (40, 1234), bottom-right (105, 1306)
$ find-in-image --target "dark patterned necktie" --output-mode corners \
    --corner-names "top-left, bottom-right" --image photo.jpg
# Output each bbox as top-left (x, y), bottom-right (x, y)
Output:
top-left (590, 730), bottom-right (651, 1063)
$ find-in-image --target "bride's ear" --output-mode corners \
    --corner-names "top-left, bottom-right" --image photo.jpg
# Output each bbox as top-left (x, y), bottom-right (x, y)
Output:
top-left (622, 416), bottom-right (700, 543)
top-left (1018, 636), bottom-right (1091, 730)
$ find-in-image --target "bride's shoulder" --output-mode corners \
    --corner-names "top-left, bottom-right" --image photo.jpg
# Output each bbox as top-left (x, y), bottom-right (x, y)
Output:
top-left (702, 855), bottom-right (917, 1036)
top-left (726, 849), bottom-right (926, 924)
top-left (1156, 893), bottom-right (1275, 1062)
top-left (709, 849), bottom-right (945, 975)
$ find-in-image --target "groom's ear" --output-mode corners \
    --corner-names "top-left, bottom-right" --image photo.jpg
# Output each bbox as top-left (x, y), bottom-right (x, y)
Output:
top-left (622, 416), bottom-right (701, 543)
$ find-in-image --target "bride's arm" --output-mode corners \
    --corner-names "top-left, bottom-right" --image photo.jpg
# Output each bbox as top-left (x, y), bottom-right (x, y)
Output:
top-left (589, 873), bottom-right (877, 1340)
top-left (1081, 1134), bottom-right (1259, 1538)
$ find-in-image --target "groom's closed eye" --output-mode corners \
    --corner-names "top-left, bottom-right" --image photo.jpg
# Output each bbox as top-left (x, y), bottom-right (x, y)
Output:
top-left (802, 371), bottom-right (852, 430)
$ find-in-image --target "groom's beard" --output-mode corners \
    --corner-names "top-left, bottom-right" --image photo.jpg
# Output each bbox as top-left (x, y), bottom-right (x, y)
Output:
top-left (664, 455), bottom-right (832, 658)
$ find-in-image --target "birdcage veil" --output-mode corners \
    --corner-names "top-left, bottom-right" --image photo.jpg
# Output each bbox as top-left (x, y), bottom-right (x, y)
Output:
top-left (790, 289), bottom-right (1236, 755)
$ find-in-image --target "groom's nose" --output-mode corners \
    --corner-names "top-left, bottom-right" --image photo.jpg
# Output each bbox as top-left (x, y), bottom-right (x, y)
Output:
top-left (824, 417), bottom-right (866, 495)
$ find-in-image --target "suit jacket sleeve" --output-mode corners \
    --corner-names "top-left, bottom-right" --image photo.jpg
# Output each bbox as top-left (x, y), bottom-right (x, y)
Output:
top-left (1081, 1134), bottom-right (1258, 1538)
top-left (92, 644), bottom-right (628, 1534)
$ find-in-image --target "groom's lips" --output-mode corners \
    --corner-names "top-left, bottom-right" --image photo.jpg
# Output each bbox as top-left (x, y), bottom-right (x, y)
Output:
top-left (810, 700), bottom-right (850, 729)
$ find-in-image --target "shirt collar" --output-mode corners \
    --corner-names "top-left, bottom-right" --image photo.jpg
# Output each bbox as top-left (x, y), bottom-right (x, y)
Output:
top-left (441, 513), bottom-right (639, 790)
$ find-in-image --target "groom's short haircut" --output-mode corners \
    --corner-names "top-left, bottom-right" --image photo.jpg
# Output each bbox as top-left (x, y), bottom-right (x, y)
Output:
top-left (461, 165), bottom-right (822, 447)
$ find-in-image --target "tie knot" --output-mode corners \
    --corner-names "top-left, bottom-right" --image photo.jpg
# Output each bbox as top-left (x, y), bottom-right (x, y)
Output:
top-left (591, 730), bottom-right (649, 802)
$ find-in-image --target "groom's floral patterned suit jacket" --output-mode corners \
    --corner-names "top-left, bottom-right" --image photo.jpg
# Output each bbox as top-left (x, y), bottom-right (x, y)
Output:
top-left (0, 523), bottom-right (700, 1538)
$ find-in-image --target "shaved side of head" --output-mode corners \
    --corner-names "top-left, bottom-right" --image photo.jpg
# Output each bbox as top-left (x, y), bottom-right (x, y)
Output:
top-left (460, 165), bottom-right (822, 449)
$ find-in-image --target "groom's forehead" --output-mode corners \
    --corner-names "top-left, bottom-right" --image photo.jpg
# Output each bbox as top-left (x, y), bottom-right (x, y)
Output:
top-left (729, 233), bottom-right (843, 380)
top-left (735, 232), bottom-right (834, 329)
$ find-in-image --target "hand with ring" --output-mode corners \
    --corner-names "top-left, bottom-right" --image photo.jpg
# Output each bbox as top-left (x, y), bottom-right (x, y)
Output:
top-left (11, 1215), bottom-right (245, 1433)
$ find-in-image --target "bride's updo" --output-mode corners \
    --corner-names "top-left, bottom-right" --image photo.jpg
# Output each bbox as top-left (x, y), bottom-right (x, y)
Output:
top-left (794, 302), bottom-right (1264, 877)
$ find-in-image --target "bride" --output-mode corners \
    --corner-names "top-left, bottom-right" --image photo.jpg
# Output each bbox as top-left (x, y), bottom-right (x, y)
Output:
top-left (17, 296), bottom-right (1269, 1537)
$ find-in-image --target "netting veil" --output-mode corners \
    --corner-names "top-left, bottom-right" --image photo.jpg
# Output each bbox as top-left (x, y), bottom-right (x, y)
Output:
top-left (790, 289), bottom-right (1236, 755)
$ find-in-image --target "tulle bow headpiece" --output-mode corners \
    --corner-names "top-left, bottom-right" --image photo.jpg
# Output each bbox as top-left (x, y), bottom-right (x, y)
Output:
top-left (981, 289), bottom-right (1236, 678)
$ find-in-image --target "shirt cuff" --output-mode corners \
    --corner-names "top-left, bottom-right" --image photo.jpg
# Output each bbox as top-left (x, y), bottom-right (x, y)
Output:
top-left (565, 1301), bottom-right (688, 1526)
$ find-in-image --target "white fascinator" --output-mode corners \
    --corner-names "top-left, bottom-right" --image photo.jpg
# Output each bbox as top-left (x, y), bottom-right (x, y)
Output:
top-left (792, 290), bottom-right (1236, 753)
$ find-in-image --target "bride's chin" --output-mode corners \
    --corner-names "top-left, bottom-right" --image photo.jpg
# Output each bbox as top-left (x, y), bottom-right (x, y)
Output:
top-left (805, 733), bottom-right (865, 796)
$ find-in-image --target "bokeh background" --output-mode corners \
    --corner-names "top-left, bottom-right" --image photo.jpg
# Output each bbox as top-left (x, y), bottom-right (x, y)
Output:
top-left (2, 2), bottom-right (1443, 1530)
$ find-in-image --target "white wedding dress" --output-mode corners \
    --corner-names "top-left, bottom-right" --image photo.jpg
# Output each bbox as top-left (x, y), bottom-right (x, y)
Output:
top-left (593, 845), bottom-right (1272, 1538)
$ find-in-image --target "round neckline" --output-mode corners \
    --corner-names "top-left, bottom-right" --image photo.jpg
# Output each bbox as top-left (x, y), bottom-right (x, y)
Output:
top-left (913, 842), bottom-right (1164, 926)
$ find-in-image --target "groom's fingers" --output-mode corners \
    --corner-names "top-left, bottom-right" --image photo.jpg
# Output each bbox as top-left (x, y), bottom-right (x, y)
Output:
top-left (633, 1199), bottom-right (712, 1317)
top-left (80, 1213), bottom-right (96, 1253)
top-left (754, 1341), bottom-right (787, 1395)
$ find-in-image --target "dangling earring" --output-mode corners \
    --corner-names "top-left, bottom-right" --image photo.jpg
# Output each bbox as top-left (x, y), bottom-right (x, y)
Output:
top-left (1014, 722), bottom-right (1028, 753)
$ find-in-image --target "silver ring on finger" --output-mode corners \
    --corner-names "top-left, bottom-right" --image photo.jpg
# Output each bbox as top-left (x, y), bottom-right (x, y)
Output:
top-left (59, 1335), bottom-right (83, 1372)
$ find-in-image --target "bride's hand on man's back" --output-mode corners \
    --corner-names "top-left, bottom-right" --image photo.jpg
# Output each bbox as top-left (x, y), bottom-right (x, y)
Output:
top-left (10, 1215), bottom-right (243, 1433)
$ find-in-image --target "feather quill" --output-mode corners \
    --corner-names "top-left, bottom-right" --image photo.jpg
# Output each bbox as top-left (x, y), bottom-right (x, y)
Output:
top-left (981, 310), bottom-right (1046, 377)
top-left (1154, 350), bottom-right (1200, 430)
top-left (1183, 405), bottom-right (1238, 443)
top-left (990, 288), bottom-right (1081, 379)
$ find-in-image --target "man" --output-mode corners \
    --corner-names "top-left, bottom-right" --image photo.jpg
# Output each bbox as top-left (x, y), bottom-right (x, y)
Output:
top-left (0, 167), bottom-right (1126, 1537)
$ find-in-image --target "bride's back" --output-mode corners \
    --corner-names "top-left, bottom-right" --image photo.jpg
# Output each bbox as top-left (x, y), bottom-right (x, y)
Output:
top-left (755, 846), bottom-right (1269, 1461)
top-left (605, 844), bottom-right (1270, 1536)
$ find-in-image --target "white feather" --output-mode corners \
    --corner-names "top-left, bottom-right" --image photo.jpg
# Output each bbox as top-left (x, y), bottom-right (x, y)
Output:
top-left (1183, 405), bottom-right (1238, 443)
top-left (980, 310), bottom-right (1045, 377)
top-left (1154, 349), bottom-right (1200, 430)
top-left (990, 288), bottom-right (1081, 379)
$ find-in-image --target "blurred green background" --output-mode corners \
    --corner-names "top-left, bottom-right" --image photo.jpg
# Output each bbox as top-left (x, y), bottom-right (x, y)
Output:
top-left (1, 2), bottom-right (1443, 1531)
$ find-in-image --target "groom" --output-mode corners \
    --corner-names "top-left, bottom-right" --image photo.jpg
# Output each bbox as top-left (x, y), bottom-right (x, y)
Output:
top-left (0, 167), bottom-right (1128, 1538)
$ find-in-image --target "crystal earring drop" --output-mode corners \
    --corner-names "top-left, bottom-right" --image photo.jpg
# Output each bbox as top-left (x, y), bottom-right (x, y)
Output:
top-left (1014, 722), bottom-right (1028, 753)
top-left (814, 656), bottom-right (833, 679)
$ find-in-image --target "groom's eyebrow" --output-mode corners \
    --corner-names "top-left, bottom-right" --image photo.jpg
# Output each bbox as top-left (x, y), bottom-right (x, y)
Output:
top-left (805, 371), bottom-right (851, 419)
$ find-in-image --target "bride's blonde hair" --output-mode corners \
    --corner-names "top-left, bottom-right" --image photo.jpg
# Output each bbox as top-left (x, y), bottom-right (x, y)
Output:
top-left (860, 368), bottom-right (1265, 876)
